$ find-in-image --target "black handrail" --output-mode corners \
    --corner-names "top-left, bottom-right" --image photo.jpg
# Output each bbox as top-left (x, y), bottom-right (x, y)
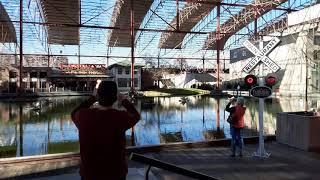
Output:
top-left (130, 153), bottom-right (220, 180)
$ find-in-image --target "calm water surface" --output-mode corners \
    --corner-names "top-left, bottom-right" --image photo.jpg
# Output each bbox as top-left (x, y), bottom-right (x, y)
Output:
top-left (0, 95), bottom-right (315, 158)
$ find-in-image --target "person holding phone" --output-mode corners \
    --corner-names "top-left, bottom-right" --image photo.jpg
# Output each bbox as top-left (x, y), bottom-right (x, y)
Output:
top-left (225, 97), bottom-right (246, 157)
top-left (71, 80), bottom-right (140, 180)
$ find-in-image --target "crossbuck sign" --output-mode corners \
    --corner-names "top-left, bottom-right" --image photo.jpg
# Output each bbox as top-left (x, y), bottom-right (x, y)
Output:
top-left (242, 38), bottom-right (281, 73)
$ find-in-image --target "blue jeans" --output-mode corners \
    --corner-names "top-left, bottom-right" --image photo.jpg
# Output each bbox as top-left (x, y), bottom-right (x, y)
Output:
top-left (230, 125), bottom-right (243, 155)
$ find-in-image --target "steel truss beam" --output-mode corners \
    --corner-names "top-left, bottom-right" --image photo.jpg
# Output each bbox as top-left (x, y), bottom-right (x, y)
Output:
top-left (108, 0), bottom-right (153, 47)
top-left (39, 0), bottom-right (80, 45)
top-left (179, 0), bottom-right (296, 11)
top-left (203, 0), bottom-right (289, 50)
top-left (0, 2), bottom-right (17, 43)
top-left (159, 0), bottom-right (221, 49)
top-left (3, 20), bottom-right (263, 37)
top-left (0, 53), bottom-right (228, 60)
top-left (251, 16), bottom-right (287, 40)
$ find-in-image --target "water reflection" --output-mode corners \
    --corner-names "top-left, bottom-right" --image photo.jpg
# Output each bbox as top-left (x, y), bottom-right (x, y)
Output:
top-left (0, 97), bottom-right (81, 158)
top-left (0, 96), bottom-right (317, 158)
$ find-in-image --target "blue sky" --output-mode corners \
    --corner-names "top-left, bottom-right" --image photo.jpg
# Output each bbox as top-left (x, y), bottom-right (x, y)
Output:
top-left (0, 0), bottom-right (315, 68)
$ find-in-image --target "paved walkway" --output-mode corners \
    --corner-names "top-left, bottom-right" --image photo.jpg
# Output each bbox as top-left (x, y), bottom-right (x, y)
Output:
top-left (30, 168), bottom-right (157, 180)
top-left (5, 142), bottom-right (320, 180)
top-left (145, 142), bottom-right (320, 180)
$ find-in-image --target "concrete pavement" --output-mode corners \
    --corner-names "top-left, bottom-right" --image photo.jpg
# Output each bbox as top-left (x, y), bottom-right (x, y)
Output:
top-left (30, 168), bottom-right (157, 180)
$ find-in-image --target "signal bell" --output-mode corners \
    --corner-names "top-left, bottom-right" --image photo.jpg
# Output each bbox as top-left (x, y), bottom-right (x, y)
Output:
top-left (244, 74), bottom-right (257, 88)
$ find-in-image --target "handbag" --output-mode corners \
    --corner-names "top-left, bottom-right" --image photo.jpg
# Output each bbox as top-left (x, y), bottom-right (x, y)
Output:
top-left (227, 115), bottom-right (233, 124)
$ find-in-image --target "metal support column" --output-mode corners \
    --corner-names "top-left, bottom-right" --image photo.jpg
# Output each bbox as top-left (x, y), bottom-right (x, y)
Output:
top-left (252, 1), bottom-right (270, 158)
top-left (253, 61), bottom-right (270, 158)
top-left (78, 0), bottom-right (82, 67)
top-left (47, 46), bottom-right (50, 67)
top-left (157, 54), bottom-right (160, 87)
top-left (216, 3), bottom-right (221, 90)
top-left (176, 0), bottom-right (179, 30)
top-left (107, 47), bottom-right (110, 67)
top-left (19, 0), bottom-right (23, 90)
top-left (216, 99), bottom-right (220, 131)
top-left (130, 0), bottom-right (135, 146)
top-left (130, 0), bottom-right (135, 92)
top-left (215, 2), bottom-right (221, 130)
top-left (254, 8), bottom-right (258, 41)
top-left (202, 57), bottom-right (205, 73)
top-left (305, 46), bottom-right (308, 111)
top-left (78, 45), bottom-right (81, 67)
top-left (19, 105), bottom-right (23, 156)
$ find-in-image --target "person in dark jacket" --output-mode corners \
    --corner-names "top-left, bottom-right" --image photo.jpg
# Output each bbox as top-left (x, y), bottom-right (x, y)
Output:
top-left (225, 97), bottom-right (246, 157)
top-left (71, 80), bottom-right (140, 180)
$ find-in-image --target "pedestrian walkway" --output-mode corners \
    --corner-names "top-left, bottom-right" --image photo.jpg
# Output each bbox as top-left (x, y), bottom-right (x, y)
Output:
top-left (144, 142), bottom-right (320, 180)
top-left (30, 168), bottom-right (157, 180)
top-left (3, 142), bottom-right (320, 180)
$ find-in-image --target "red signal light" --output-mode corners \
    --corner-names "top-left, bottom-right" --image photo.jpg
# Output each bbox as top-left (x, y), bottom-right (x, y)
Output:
top-left (244, 74), bottom-right (257, 87)
top-left (247, 77), bottom-right (254, 84)
top-left (265, 73), bottom-right (278, 87)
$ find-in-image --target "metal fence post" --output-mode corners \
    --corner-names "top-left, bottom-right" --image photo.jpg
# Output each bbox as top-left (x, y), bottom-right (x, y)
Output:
top-left (145, 165), bottom-right (152, 180)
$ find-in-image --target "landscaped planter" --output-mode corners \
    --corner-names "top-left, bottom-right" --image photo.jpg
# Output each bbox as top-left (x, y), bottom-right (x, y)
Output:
top-left (277, 112), bottom-right (320, 151)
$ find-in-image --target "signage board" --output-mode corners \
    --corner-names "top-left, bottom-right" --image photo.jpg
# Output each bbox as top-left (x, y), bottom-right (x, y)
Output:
top-left (230, 46), bottom-right (255, 63)
top-left (59, 64), bottom-right (107, 75)
top-left (60, 64), bottom-right (106, 69)
top-left (260, 56), bottom-right (280, 72)
top-left (242, 38), bottom-right (281, 73)
top-left (250, 86), bottom-right (272, 98)
top-left (31, 78), bottom-right (38, 82)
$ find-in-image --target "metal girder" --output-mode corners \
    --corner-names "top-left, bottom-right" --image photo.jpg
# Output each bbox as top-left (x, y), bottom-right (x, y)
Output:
top-left (108, 0), bottom-right (153, 47)
top-left (39, 0), bottom-right (80, 45)
top-left (203, 0), bottom-right (288, 50)
top-left (0, 2), bottom-right (17, 43)
top-left (251, 16), bottom-right (287, 41)
top-left (158, 0), bottom-right (220, 49)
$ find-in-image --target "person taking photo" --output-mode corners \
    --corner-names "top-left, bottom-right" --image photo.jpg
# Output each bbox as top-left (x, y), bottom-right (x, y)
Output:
top-left (225, 97), bottom-right (246, 157)
top-left (71, 80), bottom-right (140, 180)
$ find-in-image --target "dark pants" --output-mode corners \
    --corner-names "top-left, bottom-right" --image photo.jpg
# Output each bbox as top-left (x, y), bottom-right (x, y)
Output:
top-left (230, 126), bottom-right (243, 155)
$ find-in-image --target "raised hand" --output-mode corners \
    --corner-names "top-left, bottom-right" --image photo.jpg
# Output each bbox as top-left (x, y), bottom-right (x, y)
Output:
top-left (93, 79), bottom-right (102, 97)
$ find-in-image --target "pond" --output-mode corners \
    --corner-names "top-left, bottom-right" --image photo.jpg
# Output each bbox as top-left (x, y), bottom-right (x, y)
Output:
top-left (0, 95), bottom-right (316, 158)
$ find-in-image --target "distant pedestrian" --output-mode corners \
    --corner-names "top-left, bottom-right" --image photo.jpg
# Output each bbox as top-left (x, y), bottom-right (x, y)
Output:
top-left (49, 84), bottom-right (53, 92)
top-left (225, 97), bottom-right (246, 157)
top-left (72, 80), bottom-right (141, 180)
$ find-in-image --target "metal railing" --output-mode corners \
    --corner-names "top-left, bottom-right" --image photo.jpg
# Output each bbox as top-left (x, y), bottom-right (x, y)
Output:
top-left (130, 153), bottom-right (219, 180)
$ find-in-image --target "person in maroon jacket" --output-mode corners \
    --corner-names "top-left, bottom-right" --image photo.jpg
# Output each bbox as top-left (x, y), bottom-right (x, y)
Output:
top-left (71, 80), bottom-right (140, 180)
top-left (225, 97), bottom-right (246, 157)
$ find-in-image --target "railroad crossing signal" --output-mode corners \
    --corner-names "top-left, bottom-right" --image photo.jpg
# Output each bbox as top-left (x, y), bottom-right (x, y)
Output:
top-left (241, 38), bottom-right (281, 158)
top-left (242, 38), bottom-right (281, 73)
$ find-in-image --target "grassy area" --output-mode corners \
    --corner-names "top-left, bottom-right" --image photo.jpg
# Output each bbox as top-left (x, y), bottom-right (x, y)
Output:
top-left (0, 145), bottom-right (17, 158)
top-left (143, 88), bottom-right (210, 97)
top-left (48, 141), bottom-right (79, 154)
